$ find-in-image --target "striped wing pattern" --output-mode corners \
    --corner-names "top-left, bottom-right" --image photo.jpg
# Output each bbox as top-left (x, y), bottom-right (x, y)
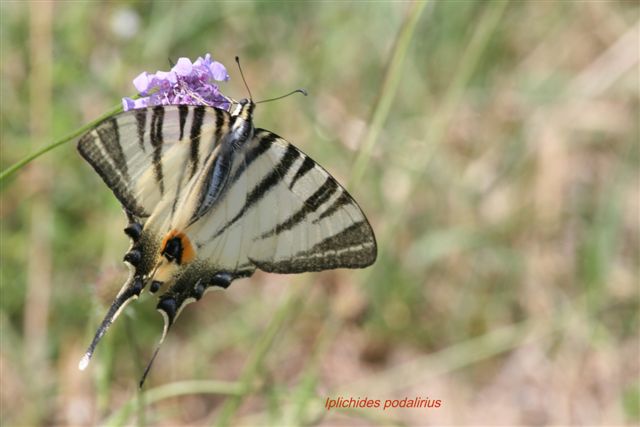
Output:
top-left (77, 102), bottom-right (377, 384)
top-left (184, 129), bottom-right (376, 274)
top-left (78, 105), bottom-right (231, 223)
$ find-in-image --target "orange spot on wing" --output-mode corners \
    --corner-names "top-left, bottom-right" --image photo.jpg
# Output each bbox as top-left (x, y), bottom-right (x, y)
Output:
top-left (179, 233), bottom-right (196, 264)
top-left (161, 229), bottom-right (196, 265)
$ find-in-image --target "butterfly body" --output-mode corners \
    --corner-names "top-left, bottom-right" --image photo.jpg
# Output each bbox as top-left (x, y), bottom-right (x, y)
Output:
top-left (77, 99), bottom-right (376, 381)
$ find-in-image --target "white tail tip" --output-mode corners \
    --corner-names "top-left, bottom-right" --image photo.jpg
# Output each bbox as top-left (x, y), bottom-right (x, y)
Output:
top-left (78, 353), bottom-right (91, 371)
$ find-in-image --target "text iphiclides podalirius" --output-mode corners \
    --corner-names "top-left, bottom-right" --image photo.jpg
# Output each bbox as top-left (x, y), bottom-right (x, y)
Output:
top-left (76, 57), bottom-right (376, 386)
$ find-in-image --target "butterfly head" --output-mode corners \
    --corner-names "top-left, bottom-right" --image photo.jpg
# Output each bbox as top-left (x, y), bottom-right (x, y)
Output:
top-left (231, 98), bottom-right (255, 118)
top-left (229, 98), bottom-right (256, 143)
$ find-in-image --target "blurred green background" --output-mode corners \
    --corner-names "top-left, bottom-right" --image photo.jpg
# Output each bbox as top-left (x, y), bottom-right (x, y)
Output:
top-left (1, 1), bottom-right (638, 426)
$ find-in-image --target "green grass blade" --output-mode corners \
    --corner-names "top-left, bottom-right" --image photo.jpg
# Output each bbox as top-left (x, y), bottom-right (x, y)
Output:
top-left (103, 380), bottom-right (243, 427)
top-left (349, 1), bottom-right (429, 188)
top-left (0, 103), bottom-right (122, 183)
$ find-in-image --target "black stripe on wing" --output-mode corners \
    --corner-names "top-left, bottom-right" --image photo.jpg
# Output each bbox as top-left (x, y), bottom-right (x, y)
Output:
top-left (259, 176), bottom-right (338, 239)
top-left (252, 221), bottom-right (377, 273)
top-left (178, 105), bottom-right (189, 141)
top-left (227, 130), bottom-right (277, 185)
top-left (214, 107), bottom-right (226, 147)
top-left (96, 117), bottom-right (130, 182)
top-left (77, 123), bottom-right (148, 218)
top-left (150, 106), bottom-right (165, 195)
top-left (211, 142), bottom-right (300, 239)
top-left (188, 106), bottom-right (206, 179)
top-left (313, 191), bottom-right (352, 223)
top-left (134, 109), bottom-right (147, 152)
top-left (289, 156), bottom-right (315, 190)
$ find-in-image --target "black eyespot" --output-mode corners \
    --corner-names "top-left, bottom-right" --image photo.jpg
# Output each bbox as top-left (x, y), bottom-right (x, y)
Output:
top-left (124, 223), bottom-right (143, 241)
top-left (192, 280), bottom-right (205, 300)
top-left (157, 297), bottom-right (177, 324)
top-left (124, 249), bottom-right (141, 266)
top-left (150, 280), bottom-right (162, 293)
top-left (210, 272), bottom-right (233, 289)
top-left (162, 237), bottom-right (183, 264)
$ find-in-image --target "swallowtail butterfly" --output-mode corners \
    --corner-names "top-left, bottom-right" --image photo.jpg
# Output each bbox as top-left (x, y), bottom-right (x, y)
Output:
top-left (77, 92), bottom-right (377, 384)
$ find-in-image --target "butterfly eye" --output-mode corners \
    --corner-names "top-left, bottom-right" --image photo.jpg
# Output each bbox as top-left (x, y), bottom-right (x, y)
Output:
top-left (162, 237), bottom-right (183, 264)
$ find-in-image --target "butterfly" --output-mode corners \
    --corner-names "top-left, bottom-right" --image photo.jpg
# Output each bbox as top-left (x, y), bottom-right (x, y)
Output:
top-left (76, 95), bottom-right (377, 385)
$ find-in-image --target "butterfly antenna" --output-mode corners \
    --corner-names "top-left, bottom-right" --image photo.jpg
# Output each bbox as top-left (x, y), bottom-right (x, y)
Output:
top-left (235, 56), bottom-right (253, 100)
top-left (256, 89), bottom-right (308, 104)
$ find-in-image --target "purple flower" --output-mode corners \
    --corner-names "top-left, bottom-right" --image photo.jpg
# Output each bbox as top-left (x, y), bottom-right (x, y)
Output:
top-left (122, 53), bottom-right (230, 111)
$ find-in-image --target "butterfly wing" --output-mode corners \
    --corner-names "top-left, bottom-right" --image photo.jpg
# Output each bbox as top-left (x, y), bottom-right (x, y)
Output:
top-left (190, 129), bottom-right (377, 272)
top-left (78, 106), bottom-right (231, 222)
top-left (151, 128), bottom-right (377, 331)
top-left (247, 130), bottom-right (377, 272)
top-left (78, 103), bottom-right (377, 384)
top-left (77, 105), bottom-right (233, 369)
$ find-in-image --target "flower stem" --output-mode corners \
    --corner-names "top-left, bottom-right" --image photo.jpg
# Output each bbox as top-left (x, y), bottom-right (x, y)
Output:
top-left (0, 103), bottom-right (123, 183)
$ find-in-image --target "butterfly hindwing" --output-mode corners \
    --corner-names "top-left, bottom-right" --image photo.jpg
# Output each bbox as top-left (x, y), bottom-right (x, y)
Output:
top-left (77, 105), bottom-right (233, 370)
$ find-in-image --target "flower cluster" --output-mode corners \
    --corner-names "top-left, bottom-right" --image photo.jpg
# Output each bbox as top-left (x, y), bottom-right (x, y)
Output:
top-left (122, 54), bottom-right (230, 111)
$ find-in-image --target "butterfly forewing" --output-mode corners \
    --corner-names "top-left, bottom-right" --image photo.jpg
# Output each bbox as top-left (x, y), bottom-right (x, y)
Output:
top-left (78, 106), bottom-right (232, 222)
top-left (257, 133), bottom-right (376, 272)
top-left (171, 129), bottom-right (376, 276)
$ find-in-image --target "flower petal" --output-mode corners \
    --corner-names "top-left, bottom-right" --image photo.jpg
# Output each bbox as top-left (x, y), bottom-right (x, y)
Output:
top-left (209, 61), bottom-right (229, 81)
top-left (122, 97), bottom-right (136, 111)
top-left (173, 57), bottom-right (193, 76)
top-left (132, 72), bottom-right (150, 94)
top-left (122, 53), bottom-right (230, 109)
